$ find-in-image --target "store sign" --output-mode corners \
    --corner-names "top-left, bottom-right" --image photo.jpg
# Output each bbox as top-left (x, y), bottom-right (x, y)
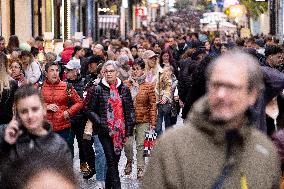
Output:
top-left (135, 7), bottom-right (146, 16)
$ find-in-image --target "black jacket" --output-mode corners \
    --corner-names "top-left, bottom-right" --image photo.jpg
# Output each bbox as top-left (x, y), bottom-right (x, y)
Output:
top-left (0, 80), bottom-right (18, 124)
top-left (87, 78), bottom-right (135, 136)
top-left (0, 122), bottom-right (71, 176)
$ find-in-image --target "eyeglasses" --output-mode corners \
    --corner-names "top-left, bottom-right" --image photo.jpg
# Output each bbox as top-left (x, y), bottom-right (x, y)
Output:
top-left (208, 81), bottom-right (247, 93)
top-left (105, 69), bottom-right (116, 73)
top-left (10, 65), bottom-right (21, 69)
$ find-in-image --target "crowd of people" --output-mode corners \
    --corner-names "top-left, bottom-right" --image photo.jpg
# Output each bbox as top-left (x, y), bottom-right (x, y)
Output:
top-left (1, 9), bottom-right (284, 189)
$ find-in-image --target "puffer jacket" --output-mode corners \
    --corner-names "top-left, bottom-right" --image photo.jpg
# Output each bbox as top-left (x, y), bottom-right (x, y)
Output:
top-left (124, 79), bottom-right (157, 127)
top-left (41, 80), bottom-right (84, 131)
top-left (61, 47), bottom-right (74, 64)
top-left (87, 78), bottom-right (135, 136)
top-left (0, 122), bottom-right (72, 177)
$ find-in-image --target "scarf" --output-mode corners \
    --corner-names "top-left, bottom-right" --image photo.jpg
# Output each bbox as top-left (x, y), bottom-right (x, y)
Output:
top-left (107, 83), bottom-right (126, 155)
top-left (129, 74), bottom-right (146, 103)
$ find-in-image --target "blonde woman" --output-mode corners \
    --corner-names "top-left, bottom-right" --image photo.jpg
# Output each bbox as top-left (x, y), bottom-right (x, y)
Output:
top-left (143, 50), bottom-right (159, 84)
top-left (0, 52), bottom-right (18, 125)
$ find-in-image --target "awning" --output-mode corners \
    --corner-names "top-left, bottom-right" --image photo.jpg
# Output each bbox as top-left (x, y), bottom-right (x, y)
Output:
top-left (98, 15), bottom-right (120, 29)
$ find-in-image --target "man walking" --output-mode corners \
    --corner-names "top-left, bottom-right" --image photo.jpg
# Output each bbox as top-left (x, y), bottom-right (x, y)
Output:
top-left (142, 50), bottom-right (281, 189)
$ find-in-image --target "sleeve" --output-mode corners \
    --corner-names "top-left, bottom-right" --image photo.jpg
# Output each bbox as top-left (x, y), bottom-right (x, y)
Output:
top-left (28, 61), bottom-right (41, 84)
top-left (141, 141), bottom-right (168, 189)
top-left (0, 125), bottom-right (11, 157)
top-left (262, 66), bottom-right (284, 104)
top-left (66, 86), bottom-right (84, 117)
top-left (148, 84), bottom-right (157, 127)
top-left (86, 87), bottom-right (101, 127)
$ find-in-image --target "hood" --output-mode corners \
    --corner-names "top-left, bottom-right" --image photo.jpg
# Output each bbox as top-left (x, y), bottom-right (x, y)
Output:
top-left (101, 77), bottom-right (122, 88)
top-left (187, 96), bottom-right (252, 144)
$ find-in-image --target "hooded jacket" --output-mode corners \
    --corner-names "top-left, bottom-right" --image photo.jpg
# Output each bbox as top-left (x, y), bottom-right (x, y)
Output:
top-left (142, 96), bottom-right (281, 189)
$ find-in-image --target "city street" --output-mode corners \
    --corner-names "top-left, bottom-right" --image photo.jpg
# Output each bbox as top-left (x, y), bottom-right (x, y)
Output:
top-left (74, 116), bottom-right (184, 189)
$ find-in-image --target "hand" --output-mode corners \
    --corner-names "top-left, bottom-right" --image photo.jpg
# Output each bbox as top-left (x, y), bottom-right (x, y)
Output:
top-left (179, 100), bottom-right (184, 108)
top-left (47, 104), bottom-right (59, 112)
top-left (63, 111), bottom-right (70, 120)
top-left (160, 96), bottom-right (168, 104)
top-left (174, 96), bottom-right (179, 101)
top-left (4, 119), bottom-right (23, 145)
top-left (150, 125), bottom-right (156, 130)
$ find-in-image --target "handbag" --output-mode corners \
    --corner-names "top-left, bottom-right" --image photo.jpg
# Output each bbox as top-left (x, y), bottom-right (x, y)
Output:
top-left (143, 128), bottom-right (157, 157)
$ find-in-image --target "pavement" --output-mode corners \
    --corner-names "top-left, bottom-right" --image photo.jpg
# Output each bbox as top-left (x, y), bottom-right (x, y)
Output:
top-left (74, 116), bottom-right (183, 189)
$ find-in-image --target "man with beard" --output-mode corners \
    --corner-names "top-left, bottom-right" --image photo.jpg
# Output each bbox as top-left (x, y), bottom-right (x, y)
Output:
top-left (142, 50), bottom-right (281, 189)
top-left (209, 36), bottom-right (222, 58)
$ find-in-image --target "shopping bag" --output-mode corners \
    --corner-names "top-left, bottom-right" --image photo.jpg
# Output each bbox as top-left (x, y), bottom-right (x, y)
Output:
top-left (143, 129), bottom-right (157, 157)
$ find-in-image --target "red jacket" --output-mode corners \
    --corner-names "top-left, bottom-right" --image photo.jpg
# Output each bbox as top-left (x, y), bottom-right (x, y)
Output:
top-left (61, 47), bottom-right (74, 64)
top-left (41, 80), bottom-right (83, 131)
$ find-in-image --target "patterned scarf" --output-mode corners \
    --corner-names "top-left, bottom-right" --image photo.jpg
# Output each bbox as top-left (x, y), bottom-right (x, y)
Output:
top-left (107, 83), bottom-right (126, 155)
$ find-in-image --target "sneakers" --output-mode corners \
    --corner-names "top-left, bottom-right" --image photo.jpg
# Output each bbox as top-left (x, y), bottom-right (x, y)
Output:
top-left (137, 168), bottom-right (144, 179)
top-left (124, 160), bottom-right (132, 175)
top-left (95, 181), bottom-right (105, 189)
top-left (80, 162), bottom-right (90, 173)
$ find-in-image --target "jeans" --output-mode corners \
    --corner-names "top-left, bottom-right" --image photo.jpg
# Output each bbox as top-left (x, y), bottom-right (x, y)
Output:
top-left (94, 135), bottom-right (107, 181)
top-left (99, 134), bottom-right (121, 189)
top-left (125, 123), bottom-right (149, 169)
top-left (71, 118), bottom-right (86, 163)
top-left (155, 105), bottom-right (173, 136)
top-left (56, 127), bottom-right (74, 156)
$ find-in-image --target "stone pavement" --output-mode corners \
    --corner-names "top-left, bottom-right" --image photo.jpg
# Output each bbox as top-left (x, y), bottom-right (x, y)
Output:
top-left (74, 116), bottom-right (183, 189)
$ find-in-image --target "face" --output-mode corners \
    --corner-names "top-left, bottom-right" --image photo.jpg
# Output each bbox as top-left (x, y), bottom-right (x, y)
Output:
top-left (168, 38), bottom-right (175, 47)
top-left (147, 56), bottom-right (157, 68)
top-left (162, 53), bottom-right (170, 63)
top-left (21, 56), bottom-right (32, 67)
top-left (137, 48), bottom-right (145, 58)
top-left (25, 170), bottom-right (76, 189)
top-left (76, 49), bottom-right (84, 58)
top-left (207, 60), bottom-right (257, 123)
top-left (205, 41), bottom-right (211, 50)
top-left (105, 65), bottom-right (117, 84)
top-left (221, 46), bottom-right (228, 54)
top-left (214, 38), bottom-right (221, 47)
top-left (267, 53), bottom-right (284, 67)
top-left (153, 44), bottom-right (161, 53)
top-left (46, 65), bottom-right (60, 84)
top-left (132, 65), bottom-right (144, 77)
top-left (66, 69), bottom-right (78, 80)
top-left (93, 45), bottom-right (102, 55)
top-left (16, 95), bottom-right (46, 133)
top-left (131, 48), bottom-right (138, 56)
top-left (88, 63), bottom-right (98, 74)
top-left (10, 62), bottom-right (22, 78)
top-left (0, 39), bottom-right (5, 51)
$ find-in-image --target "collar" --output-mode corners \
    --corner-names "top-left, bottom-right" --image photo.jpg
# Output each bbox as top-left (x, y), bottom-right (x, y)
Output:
top-left (187, 96), bottom-right (252, 144)
top-left (102, 77), bottom-right (122, 88)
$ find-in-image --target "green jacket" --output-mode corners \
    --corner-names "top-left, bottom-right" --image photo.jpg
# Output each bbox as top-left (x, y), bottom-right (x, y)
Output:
top-left (142, 96), bottom-right (281, 189)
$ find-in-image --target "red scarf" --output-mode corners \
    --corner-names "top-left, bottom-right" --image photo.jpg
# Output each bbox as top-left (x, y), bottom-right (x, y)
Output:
top-left (107, 83), bottom-right (126, 155)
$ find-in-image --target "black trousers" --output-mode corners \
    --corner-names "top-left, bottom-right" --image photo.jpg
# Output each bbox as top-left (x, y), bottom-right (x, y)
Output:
top-left (99, 134), bottom-right (121, 189)
top-left (71, 117), bottom-right (95, 170)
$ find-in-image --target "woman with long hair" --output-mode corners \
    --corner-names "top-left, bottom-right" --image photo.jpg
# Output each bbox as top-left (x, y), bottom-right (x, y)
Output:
top-left (19, 51), bottom-right (42, 85)
top-left (0, 52), bottom-right (18, 125)
top-left (159, 49), bottom-right (178, 77)
top-left (143, 50), bottom-right (159, 84)
top-left (6, 35), bottom-right (20, 54)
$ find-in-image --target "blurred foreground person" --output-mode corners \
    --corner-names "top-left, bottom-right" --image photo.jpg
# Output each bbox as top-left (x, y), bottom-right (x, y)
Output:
top-left (0, 84), bottom-right (71, 179)
top-left (142, 50), bottom-right (281, 189)
top-left (0, 152), bottom-right (76, 189)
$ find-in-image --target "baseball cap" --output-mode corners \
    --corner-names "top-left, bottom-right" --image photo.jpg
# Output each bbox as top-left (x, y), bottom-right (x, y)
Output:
top-left (142, 50), bottom-right (158, 59)
top-left (64, 59), bottom-right (81, 70)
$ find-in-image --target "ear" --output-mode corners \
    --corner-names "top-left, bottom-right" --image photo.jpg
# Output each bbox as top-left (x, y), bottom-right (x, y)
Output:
top-left (247, 89), bottom-right (258, 106)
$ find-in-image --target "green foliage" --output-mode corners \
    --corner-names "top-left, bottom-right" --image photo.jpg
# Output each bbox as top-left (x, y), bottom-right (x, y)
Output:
top-left (239, 0), bottom-right (268, 19)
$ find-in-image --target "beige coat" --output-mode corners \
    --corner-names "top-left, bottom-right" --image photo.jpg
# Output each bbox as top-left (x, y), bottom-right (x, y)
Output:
top-left (142, 97), bottom-right (281, 189)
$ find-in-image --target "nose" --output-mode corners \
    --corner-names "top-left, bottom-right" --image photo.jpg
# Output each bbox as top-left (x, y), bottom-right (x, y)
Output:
top-left (215, 86), bottom-right (227, 99)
